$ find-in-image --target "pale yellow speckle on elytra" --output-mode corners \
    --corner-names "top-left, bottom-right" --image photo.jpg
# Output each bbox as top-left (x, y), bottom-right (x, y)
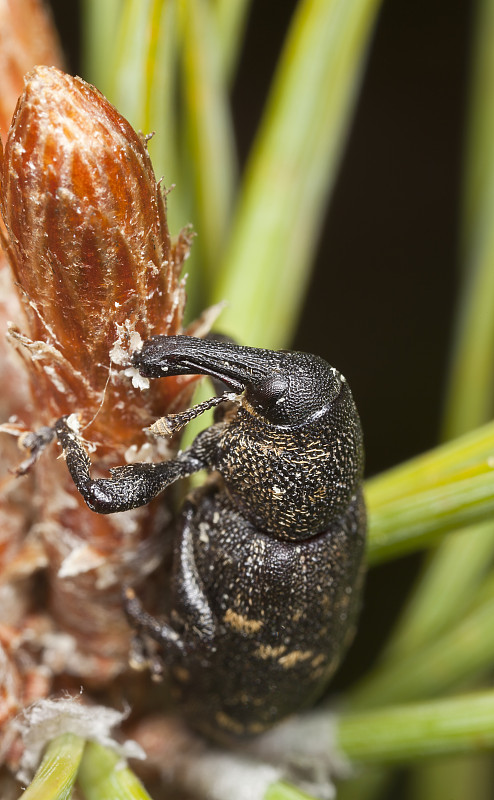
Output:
top-left (291, 608), bottom-right (304, 623)
top-left (215, 711), bottom-right (246, 735)
top-left (278, 649), bottom-right (314, 668)
top-left (223, 608), bottom-right (264, 634)
top-left (311, 666), bottom-right (326, 681)
top-left (254, 643), bottom-right (287, 660)
top-left (247, 720), bottom-right (272, 734)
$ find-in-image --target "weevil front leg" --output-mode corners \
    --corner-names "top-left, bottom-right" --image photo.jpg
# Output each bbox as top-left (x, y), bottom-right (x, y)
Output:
top-left (124, 586), bottom-right (188, 672)
top-left (124, 503), bottom-right (218, 672)
top-left (55, 416), bottom-right (206, 514)
top-left (124, 506), bottom-right (219, 665)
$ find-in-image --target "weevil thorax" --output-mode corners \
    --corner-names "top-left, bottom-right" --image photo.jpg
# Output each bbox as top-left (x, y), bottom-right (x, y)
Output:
top-left (210, 350), bottom-right (364, 543)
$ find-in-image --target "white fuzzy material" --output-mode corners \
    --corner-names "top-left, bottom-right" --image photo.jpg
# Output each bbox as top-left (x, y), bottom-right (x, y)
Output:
top-left (109, 320), bottom-right (144, 367)
top-left (123, 366), bottom-right (150, 390)
top-left (176, 748), bottom-right (282, 800)
top-left (241, 708), bottom-right (350, 799)
top-left (65, 413), bottom-right (81, 433)
top-left (13, 697), bottom-right (145, 784)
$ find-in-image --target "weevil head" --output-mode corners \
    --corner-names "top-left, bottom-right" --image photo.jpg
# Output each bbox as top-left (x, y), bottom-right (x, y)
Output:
top-left (132, 335), bottom-right (346, 428)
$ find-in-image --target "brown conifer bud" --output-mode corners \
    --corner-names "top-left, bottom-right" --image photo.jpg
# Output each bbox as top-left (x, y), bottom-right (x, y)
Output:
top-left (1, 65), bottom-right (192, 447)
top-left (0, 66), bottom-right (195, 678)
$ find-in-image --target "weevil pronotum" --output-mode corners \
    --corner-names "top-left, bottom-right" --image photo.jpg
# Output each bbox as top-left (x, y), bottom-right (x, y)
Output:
top-left (54, 334), bottom-right (366, 743)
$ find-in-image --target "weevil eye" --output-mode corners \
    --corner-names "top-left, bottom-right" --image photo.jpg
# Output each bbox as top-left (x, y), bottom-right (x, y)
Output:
top-left (255, 375), bottom-right (288, 405)
top-left (245, 374), bottom-right (296, 425)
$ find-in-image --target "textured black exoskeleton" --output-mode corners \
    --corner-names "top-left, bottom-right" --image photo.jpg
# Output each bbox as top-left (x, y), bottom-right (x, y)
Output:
top-left (55, 335), bottom-right (366, 743)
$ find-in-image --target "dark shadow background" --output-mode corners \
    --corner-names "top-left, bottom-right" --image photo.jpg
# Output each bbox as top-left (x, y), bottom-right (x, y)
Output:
top-left (48, 0), bottom-right (475, 777)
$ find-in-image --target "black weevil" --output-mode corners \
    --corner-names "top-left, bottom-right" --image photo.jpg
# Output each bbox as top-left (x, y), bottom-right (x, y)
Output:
top-left (54, 335), bottom-right (366, 744)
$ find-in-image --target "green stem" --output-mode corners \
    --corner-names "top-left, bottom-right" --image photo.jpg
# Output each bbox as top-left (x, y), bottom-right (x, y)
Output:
top-left (367, 470), bottom-right (494, 563)
top-left (18, 734), bottom-right (85, 800)
top-left (366, 419), bottom-right (494, 563)
top-left (103, 0), bottom-right (188, 242)
top-left (379, 520), bottom-right (494, 661)
top-left (77, 741), bottom-right (152, 800)
top-left (265, 782), bottom-right (317, 800)
top-left (348, 575), bottom-right (494, 709)
top-left (213, 0), bottom-right (382, 348)
top-left (81, 0), bottom-right (122, 94)
top-left (335, 769), bottom-right (389, 800)
top-left (179, 0), bottom-right (237, 302)
top-left (443, 0), bottom-right (494, 437)
top-left (141, 0), bottom-right (181, 183)
top-left (365, 418), bottom-right (494, 506)
top-left (107, 0), bottom-right (153, 124)
top-left (462, 0), bottom-right (494, 253)
top-left (409, 757), bottom-right (493, 800)
top-left (211, 0), bottom-right (253, 84)
top-left (337, 691), bottom-right (494, 764)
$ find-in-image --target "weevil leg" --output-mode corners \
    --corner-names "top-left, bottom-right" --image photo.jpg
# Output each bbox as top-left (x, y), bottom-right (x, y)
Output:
top-left (14, 426), bottom-right (56, 475)
top-left (171, 501), bottom-right (217, 641)
top-left (124, 587), bottom-right (187, 670)
top-left (124, 505), bottom-right (218, 674)
top-left (55, 416), bottom-right (205, 514)
top-left (126, 501), bottom-right (218, 647)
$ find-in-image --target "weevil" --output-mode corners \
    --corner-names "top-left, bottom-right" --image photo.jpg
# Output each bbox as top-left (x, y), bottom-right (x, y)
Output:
top-left (54, 335), bottom-right (366, 743)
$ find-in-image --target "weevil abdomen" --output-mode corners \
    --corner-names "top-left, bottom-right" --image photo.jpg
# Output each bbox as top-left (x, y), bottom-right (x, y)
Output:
top-left (164, 487), bottom-right (366, 742)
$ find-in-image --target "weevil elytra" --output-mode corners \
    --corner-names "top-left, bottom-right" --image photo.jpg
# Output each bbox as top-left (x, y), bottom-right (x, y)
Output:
top-left (55, 335), bottom-right (366, 743)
